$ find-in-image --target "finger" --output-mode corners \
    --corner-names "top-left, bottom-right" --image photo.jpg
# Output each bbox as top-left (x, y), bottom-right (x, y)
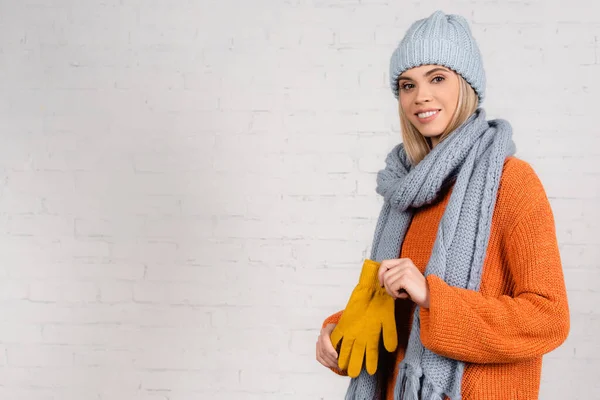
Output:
top-left (337, 337), bottom-right (354, 371)
top-left (316, 346), bottom-right (328, 367)
top-left (383, 275), bottom-right (396, 298)
top-left (323, 351), bottom-right (337, 368)
top-left (379, 259), bottom-right (404, 285)
top-left (321, 338), bottom-right (338, 366)
top-left (365, 334), bottom-right (379, 375)
top-left (389, 275), bottom-right (409, 299)
top-left (383, 266), bottom-right (404, 284)
top-left (378, 261), bottom-right (397, 287)
top-left (377, 263), bottom-right (387, 287)
top-left (384, 271), bottom-right (404, 298)
top-left (324, 334), bottom-right (339, 358)
top-left (381, 259), bottom-right (404, 269)
top-left (348, 339), bottom-right (366, 378)
top-left (318, 346), bottom-right (336, 368)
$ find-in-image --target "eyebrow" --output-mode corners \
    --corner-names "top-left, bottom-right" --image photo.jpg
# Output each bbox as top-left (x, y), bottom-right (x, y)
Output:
top-left (397, 67), bottom-right (450, 81)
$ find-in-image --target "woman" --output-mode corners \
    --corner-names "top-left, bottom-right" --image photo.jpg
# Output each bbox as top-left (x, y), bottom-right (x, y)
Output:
top-left (315, 10), bottom-right (570, 400)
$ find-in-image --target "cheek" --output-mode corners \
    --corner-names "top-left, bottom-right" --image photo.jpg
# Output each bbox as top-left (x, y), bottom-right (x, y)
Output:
top-left (432, 91), bottom-right (453, 114)
top-left (443, 83), bottom-right (461, 110)
top-left (399, 97), bottom-right (412, 115)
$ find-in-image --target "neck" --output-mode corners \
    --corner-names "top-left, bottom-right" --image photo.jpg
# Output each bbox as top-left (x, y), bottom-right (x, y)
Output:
top-left (428, 136), bottom-right (442, 149)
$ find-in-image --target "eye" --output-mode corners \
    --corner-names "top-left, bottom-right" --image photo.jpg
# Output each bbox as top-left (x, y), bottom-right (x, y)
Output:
top-left (432, 76), bottom-right (445, 83)
top-left (399, 82), bottom-right (414, 91)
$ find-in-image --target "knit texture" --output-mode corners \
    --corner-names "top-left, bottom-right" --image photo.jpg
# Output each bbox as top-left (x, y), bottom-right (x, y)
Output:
top-left (334, 108), bottom-right (514, 399)
top-left (322, 157), bottom-right (570, 399)
top-left (389, 10), bottom-right (486, 103)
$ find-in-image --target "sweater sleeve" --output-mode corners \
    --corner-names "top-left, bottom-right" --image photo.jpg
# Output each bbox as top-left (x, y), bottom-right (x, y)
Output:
top-left (418, 183), bottom-right (570, 364)
top-left (323, 310), bottom-right (343, 328)
top-left (321, 310), bottom-right (347, 376)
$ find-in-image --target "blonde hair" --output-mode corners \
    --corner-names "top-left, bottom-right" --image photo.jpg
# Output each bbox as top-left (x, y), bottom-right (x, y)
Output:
top-left (399, 74), bottom-right (479, 165)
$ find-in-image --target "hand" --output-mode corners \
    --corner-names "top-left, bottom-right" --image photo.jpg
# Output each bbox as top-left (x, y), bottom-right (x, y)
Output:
top-left (329, 259), bottom-right (397, 377)
top-left (316, 323), bottom-right (340, 370)
top-left (377, 258), bottom-right (430, 308)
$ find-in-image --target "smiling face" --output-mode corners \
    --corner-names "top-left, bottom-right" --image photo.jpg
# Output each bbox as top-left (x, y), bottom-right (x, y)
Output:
top-left (397, 65), bottom-right (461, 147)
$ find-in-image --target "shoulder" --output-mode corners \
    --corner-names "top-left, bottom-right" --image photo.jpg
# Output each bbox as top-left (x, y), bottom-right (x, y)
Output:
top-left (499, 156), bottom-right (546, 198)
top-left (495, 156), bottom-right (551, 229)
top-left (501, 156), bottom-right (541, 183)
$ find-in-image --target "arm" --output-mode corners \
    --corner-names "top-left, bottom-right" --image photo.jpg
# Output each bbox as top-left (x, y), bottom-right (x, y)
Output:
top-left (419, 188), bottom-right (570, 364)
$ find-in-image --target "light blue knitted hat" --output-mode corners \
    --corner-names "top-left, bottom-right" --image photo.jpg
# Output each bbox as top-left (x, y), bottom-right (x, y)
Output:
top-left (389, 10), bottom-right (486, 103)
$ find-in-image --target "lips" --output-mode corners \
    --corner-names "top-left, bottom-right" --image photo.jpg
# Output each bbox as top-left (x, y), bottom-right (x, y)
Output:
top-left (415, 109), bottom-right (441, 124)
top-left (416, 109), bottom-right (441, 118)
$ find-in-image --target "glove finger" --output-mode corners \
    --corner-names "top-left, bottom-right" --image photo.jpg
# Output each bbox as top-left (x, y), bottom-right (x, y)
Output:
top-left (366, 333), bottom-right (379, 375)
top-left (337, 337), bottom-right (354, 371)
top-left (382, 302), bottom-right (398, 352)
top-left (348, 339), bottom-right (366, 378)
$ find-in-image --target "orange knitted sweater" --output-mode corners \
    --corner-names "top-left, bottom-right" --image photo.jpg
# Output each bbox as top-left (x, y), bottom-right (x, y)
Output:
top-left (322, 157), bottom-right (570, 400)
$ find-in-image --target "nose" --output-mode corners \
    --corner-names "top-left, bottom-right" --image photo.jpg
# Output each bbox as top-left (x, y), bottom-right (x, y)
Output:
top-left (414, 85), bottom-right (433, 104)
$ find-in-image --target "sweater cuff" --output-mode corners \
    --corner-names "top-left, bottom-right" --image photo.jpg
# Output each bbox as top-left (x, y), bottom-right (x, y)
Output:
top-left (329, 366), bottom-right (348, 376)
top-left (322, 310), bottom-right (343, 328)
top-left (419, 274), bottom-right (445, 350)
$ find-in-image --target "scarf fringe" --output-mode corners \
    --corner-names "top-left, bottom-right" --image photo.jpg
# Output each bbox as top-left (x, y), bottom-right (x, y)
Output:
top-left (420, 377), bottom-right (447, 400)
top-left (345, 378), bottom-right (358, 400)
top-left (402, 373), bottom-right (420, 400)
top-left (393, 365), bottom-right (406, 400)
top-left (392, 363), bottom-right (449, 400)
top-left (393, 363), bottom-right (419, 400)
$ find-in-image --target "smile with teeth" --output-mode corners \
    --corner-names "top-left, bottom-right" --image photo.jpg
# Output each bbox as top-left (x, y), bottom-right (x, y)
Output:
top-left (417, 110), bottom-right (440, 118)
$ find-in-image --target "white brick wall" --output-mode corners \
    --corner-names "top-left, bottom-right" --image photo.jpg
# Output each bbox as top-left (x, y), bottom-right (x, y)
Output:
top-left (0, 0), bottom-right (598, 399)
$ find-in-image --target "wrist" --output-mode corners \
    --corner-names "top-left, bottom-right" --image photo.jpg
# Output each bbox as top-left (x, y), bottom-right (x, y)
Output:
top-left (324, 323), bottom-right (336, 332)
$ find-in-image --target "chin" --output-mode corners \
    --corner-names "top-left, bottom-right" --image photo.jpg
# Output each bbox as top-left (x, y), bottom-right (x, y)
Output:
top-left (419, 129), bottom-right (444, 138)
top-left (410, 120), bottom-right (445, 136)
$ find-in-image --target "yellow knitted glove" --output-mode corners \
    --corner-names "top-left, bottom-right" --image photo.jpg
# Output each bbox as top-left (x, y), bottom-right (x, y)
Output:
top-left (330, 259), bottom-right (397, 378)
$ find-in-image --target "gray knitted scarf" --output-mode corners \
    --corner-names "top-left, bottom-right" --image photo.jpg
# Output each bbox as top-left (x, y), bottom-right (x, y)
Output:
top-left (345, 108), bottom-right (516, 400)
